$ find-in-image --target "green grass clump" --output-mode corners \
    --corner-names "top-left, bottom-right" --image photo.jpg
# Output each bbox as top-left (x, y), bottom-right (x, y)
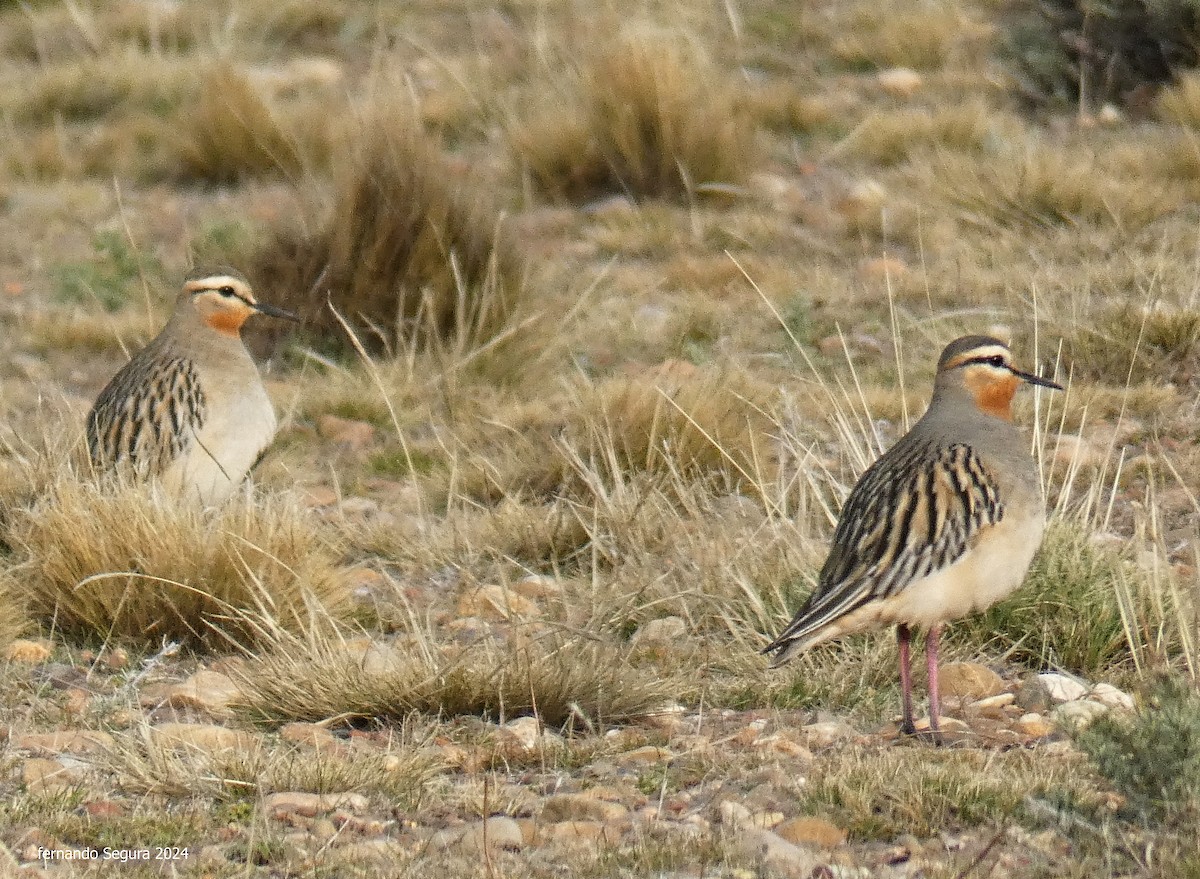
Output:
top-left (952, 520), bottom-right (1129, 675)
top-left (53, 230), bottom-right (161, 312)
top-left (1076, 676), bottom-right (1200, 826)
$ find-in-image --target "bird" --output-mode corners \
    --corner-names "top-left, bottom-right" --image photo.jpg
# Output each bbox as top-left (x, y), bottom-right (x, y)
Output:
top-left (85, 268), bottom-right (298, 506)
top-left (763, 335), bottom-right (1062, 740)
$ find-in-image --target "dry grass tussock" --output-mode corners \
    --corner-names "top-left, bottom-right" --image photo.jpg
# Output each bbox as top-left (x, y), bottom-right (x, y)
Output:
top-left (237, 625), bottom-right (671, 729)
top-left (512, 25), bottom-right (754, 202)
top-left (1, 476), bottom-right (351, 651)
top-left (245, 101), bottom-right (522, 356)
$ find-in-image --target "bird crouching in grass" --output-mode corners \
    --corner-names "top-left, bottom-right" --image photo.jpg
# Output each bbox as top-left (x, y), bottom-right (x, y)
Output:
top-left (86, 268), bottom-right (298, 507)
top-left (764, 335), bottom-right (1062, 741)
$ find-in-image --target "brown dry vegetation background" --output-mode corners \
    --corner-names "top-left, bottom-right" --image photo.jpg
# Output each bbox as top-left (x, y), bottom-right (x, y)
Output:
top-left (0, 0), bottom-right (1199, 877)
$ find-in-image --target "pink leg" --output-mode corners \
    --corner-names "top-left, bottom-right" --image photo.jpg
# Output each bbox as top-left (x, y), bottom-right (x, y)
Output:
top-left (926, 624), bottom-right (943, 740)
top-left (897, 624), bottom-right (916, 735)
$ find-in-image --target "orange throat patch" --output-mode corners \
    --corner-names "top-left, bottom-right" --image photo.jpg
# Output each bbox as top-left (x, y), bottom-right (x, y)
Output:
top-left (965, 370), bottom-right (1018, 420)
top-left (204, 310), bottom-right (248, 338)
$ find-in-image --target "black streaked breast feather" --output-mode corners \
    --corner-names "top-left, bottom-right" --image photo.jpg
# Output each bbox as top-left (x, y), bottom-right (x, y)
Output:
top-left (764, 440), bottom-right (1004, 655)
top-left (86, 351), bottom-right (207, 475)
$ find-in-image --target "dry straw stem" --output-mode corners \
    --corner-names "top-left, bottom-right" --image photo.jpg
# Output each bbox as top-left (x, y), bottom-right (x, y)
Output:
top-left (246, 101), bottom-right (521, 356)
top-left (513, 25), bottom-right (754, 202)
top-left (3, 477), bottom-right (350, 651)
top-left (237, 627), bottom-right (670, 729)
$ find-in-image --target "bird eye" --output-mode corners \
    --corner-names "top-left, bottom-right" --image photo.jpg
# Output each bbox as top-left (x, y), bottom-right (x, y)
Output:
top-left (986, 355), bottom-right (1006, 368)
top-left (218, 286), bottom-right (237, 298)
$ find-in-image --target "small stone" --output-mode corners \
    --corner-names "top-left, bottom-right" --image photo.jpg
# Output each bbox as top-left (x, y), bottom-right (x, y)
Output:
top-left (1015, 713), bottom-right (1053, 738)
top-left (317, 414), bottom-right (376, 450)
top-left (737, 827), bottom-right (822, 876)
top-left (542, 820), bottom-right (623, 844)
top-left (150, 723), bottom-right (255, 753)
top-left (1039, 673), bottom-right (1089, 704)
top-left (615, 745), bottom-right (671, 766)
top-left (164, 670), bottom-right (243, 716)
top-left (3, 640), bottom-right (52, 663)
top-left (542, 794), bottom-right (629, 823)
top-left (630, 616), bottom-right (687, 649)
top-left (431, 817), bottom-right (525, 853)
top-left (279, 722), bottom-right (339, 751)
top-left (940, 662), bottom-right (1006, 700)
top-left (799, 720), bottom-right (858, 749)
top-left (1015, 675), bottom-right (1052, 712)
top-left (1088, 683), bottom-right (1134, 712)
top-left (16, 730), bottom-right (115, 755)
top-left (719, 800), bottom-right (754, 828)
top-left (775, 816), bottom-right (847, 848)
top-left (300, 485), bottom-right (340, 508)
top-left (878, 66), bottom-right (922, 98)
top-left (970, 693), bottom-right (1016, 717)
top-left (912, 716), bottom-right (969, 733)
top-left (1052, 435), bottom-right (1105, 469)
top-left (22, 757), bottom-right (85, 793)
top-left (263, 791), bottom-right (369, 819)
top-left (511, 575), bottom-right (562, 600)
top-left (751, 734), bottom-right (815, 760)
top-left (1052, 700), bottom-right (1109, 730)
top-left (500, 716), bottom-right (563, 753)
top-left (456, 584), bottom-right (539, 621)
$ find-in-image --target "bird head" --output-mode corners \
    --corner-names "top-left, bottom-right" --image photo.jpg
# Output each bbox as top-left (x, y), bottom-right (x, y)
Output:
top-left (180, 270), bottom-right (298, 338)
top-left (934, 335), bottom-right (1062, 420)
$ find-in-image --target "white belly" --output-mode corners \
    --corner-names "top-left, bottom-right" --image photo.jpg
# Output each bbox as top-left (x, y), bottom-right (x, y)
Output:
top-left (878, 509), bottom-right (1046, 627)
top-left (161, 383), bottom-right (277, 506)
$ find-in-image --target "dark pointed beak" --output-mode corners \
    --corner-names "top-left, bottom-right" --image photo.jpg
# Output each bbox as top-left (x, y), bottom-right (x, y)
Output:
top-left (253, 301), bottom-right (300, 322)
top-left (1012, 368), bottom-right (1063, 391)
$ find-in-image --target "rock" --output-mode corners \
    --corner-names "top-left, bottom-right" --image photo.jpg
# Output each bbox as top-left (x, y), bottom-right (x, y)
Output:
top-left (163, 670), bottom-right (243, 716)
top-left (500, 716), bottom-right (563, 753)
top-left (22, 757), bottom-right (86, 793)
top-left (1015, 675), bottom-right (1052, 712)
top-left (1052, 434), bottom-right (1105, 469)
top-left (615, 745), bottom-right (672, 767)
top-left (1039, 673), bottom-right (1089, 704)
top-left (913, 716), bottom-right (969, 733)
top-left (775, 816), bottom-right (847, 847)
top-left (737, 827), bottom-right (822, 876)
top-left (455, 584), bottom-right (539, 621)
top-left (150, 723), bottom-right (255, 754)
top-left (751, 734), bottom-right (815, 760)
top-left (971, 693), bottom-right (1015, 715)
top-left (940, 662), bottom-right (1006, 700)
top-left (542, 820), bottom-right (625, 845)
top-left (541, 793), bottom-right (629, 823)
top-left (511, 575), bottom-right (562, 600)
top-left (1015, 713), bottom-right (1054, 738)
top-left (300, 485), bottom-right (339, 508)
top-left (1052, 700), bottom-right (1109, 730)
top-left (878, 66), bottom-right (922, 98)
top-left (16, 730), bottom-right (115, 755)
top-left (430, 817), bottom-right (525, 853)
top-left (1089, 683), bottom-right (1134, 712)
top-left (264, 791), bottom-right (369, 819)
top-left (317, 415), bottom-right (376, 450)
top-left (3, 639), bottom-right (52, 663)
top-left (630, 616), bottom-right (687, 649)
top-left (719, 800), bottom-right (754, 828)
top-left (799, 719), bottom-right (858, 749)
top-left (279, 722), bottom-right (340, 752)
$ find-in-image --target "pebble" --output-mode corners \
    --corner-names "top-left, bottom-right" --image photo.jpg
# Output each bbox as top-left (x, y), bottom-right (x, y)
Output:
top-left (799, 720), bottom-right (859, 749)
top-left (1051, 700), bottom-right (1109, 730)
top-left (877, 66), bottom-right (923, 98)
top-left (15, 730), bottom-right (115, 755)
top-left (279, 722), bottom-right (340, 752)
top-left (541, 793), bottom-right (629, 823)
top-left (264, 791), bottom-right (369, 819)
top-left (737, 827), bottom-right (822, 876)
top-left (162, 669), bottom-right (243, 716)
top-left (22, 757), bottom-right (86, 793)
top-left (455, 584), bottom-right (540, 621)
top-left (317, 414), bottom-right (376, 450)
top-left (1088, 683), bottom-right (1134, 711)
top-left (775, 816), bottom-right (847, 847)
top-left (1039, 673), bottom-right (1089, 704)
top-left (1015, 713), bottom-right (1054, 738)
top-left (501, 716), bottom-right (564, 753)
top-left (150, 723), bottom-right (255, 753)
top-left (630, 616), bottom-right (688, 648)
top-left (430, 817), bottom-right (525, 853)
top-left (2, 640), bottom-right (52, 664)
top-left (511, 575), bottom-right (563, 600)
top-left (940, 662), bottom-right (1006, 700)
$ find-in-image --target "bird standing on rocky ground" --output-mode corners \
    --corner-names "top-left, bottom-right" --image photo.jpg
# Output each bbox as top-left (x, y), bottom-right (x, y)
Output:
top-left (86, 268), bottom-right (298, 506)
top-left (763, 335), bottom-right (1062, 740)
